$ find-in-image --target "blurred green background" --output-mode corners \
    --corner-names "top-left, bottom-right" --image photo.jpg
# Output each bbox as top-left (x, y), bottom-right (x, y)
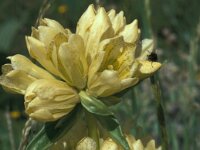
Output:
top-left (0, 0), bottom-right (199, 149)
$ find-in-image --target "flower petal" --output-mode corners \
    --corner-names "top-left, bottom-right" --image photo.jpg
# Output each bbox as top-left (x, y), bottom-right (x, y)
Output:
top-left (119, 19), bottom-right (140, 44)
top-left (85, 7), bottom-right (114, 62)
top-left (25, 36), bottom-right (60, 76)
top-left (8, 54), bottom-right (55, 80)
top-left (138, 39), bottom-right (154, 60)
top-left (76, 137), bottom-right (97, 150)
top-left (0, 66), bottom-right (36, 94)
top-left (101, 138), bottom-right (118, 150)
top-left (58, 34), bottom-right (88, 89)
top-left (98, 36), bottom-right (124, 71)
top-left (87, 70), bottom-right (122, 97)
top-left (76, 4), bottom-right (96, 44)
top-left (40, 18), bottom-right (65, 32)
top-left (48, 32), bottom-right (68, 70)
top-left (25, 79), bottom-right (79, 121)
top-left (132, 140), bottom-right (144, 150)
top-left (108, 11), bottom-right (126, 34)
top-left (121, 77), bottom-right (139, 90)
top-left (146, 140), bottom-right (156, 149)
top-left (135, 60), bottom-right (162, 79)
top-left (37, 26), bottom-right (62, 46)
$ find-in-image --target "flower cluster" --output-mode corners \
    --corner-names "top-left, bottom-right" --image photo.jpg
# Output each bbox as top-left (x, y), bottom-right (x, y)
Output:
top-left (0, 4), bottom-right (161, 122)
top-left (76, 135), bottom-right (161, 150)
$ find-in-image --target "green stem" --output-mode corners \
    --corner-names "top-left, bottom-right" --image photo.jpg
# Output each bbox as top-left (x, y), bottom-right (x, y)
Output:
top-left (85, 110), bottom-right (100, 150)
top-left (150, 75), bottom-right (168, 150)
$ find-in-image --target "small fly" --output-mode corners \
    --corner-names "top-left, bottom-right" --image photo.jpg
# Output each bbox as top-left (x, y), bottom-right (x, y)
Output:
top-left (147, 51), bottom-right (158, 62)
top-left (147, 51), bottom-right (158, 68)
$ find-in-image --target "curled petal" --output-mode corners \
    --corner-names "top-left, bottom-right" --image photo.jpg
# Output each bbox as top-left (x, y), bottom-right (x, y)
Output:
top-left (48, 32), bottom-right (68, 70)
top-left (0, 67), bottom-right (36, 94)
top-left (88, 51), bottom-right (105, 84)
top-left (37, 26), bottom-right (63, 46)
top-left (25, 79), bottom-right (79, 121)
top-left (121, 77), bottom-right (139, 90)
top-left (76, 137), bottom-right (97, 150)
top-left (100, 135), bottom-right (161, 150)
top-left (58, 34), bottom-right (88, 89)
top-left (88, 70), bottom-right (122, 97)
top-left (8, 54), bottom-right (55, 80)
top-left (101, 138), bottom-right (119, 150)
top-left (146, 140), bottom-right (156, 149)
top-left (40, 18), bottom-right (65, 31)
top-left (85, 7), bottom-right (114, 62)
top-left (138, 39), bottom-right (154, 60)
top-left (119, 19), bottom-right (140, 44)
top-left (108, 9), bottom-right (116, 21)
top-left (109, 11), bottom-right (126, 34)
top-left (25, 36), bottom-right (60, 76)
top-left (132, 140), bottom-right (144, 150)
top-left (76, 4), bottom-right (96, 44)
top-left (135, 60), bottom-right (162, 79)
top-left (98, 36), bottom-right (124, 71)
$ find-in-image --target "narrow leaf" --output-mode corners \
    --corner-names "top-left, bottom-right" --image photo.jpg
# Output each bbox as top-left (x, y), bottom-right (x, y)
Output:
top-left (79, 91), bottom-right (130, 150)
top-left (26, 105), bottom-right (81, 150)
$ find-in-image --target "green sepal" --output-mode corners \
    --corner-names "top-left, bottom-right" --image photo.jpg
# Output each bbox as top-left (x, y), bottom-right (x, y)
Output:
top-left (79, 91), bottom-right (130, 150)
top-left (26, 104), bottom-right (81, 150)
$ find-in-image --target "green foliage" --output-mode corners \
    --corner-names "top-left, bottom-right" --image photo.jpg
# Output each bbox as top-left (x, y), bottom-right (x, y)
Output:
top-left (26, 105), bottom-right (80, 150)
top-left (79, 91), bottom-right (130, 150)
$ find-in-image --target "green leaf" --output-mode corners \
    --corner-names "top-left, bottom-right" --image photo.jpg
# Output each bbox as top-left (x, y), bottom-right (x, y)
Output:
top-left (79, 91), bottom-right (130, 150)
top-left (26, 104), bottom-right (81, 150)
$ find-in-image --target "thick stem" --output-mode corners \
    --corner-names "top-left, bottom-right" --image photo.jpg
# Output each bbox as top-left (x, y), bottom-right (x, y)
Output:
top-left (150, 75), bottom-right (168, 150)
top-left (85, 110), bottom-right (100, 150)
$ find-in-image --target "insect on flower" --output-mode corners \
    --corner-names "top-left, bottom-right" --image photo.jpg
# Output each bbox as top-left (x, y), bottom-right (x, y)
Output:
top-left (147, 51), bottom-right (158, 62)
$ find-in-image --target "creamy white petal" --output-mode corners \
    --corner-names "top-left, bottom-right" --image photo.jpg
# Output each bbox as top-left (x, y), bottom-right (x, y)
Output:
top-left (121, 77), bottom-right (139, 90)
top-left (25, 79), bottom-right (79, 121)
top-left (41, 18), bottom-right (65, 31)
top-left (145, 140), bottom-right (156, 150)
top-left (119, 19), bottom-right (140, 43)
top-left (76, 4), bottom-right (96, 44)
top-left (37, 26), bottom-right (62, 45)
top-left (87, 51), bottom-right (105, 86)
top-left (132, 140), bottom-right (144, 150)
top-left (8, 54), bottom-right (55, 80)
top-left (85, 7), bottom-right (114, 62)
top-left (98, 36), bottom-right (124, 71)
top-left (108, 9), bottom-right (116, 21)
top-left (0, 68), bottom-right (36, 94)
top-left (135, 60), bottom-right (162, 79)
top-left (138, 39), bottom-right (154, 60)
top-left (58, 34), bottom-right (88, 89)
top-left (25, 36), bottom-right (60, 76)
top-left (88, 70), bottom-right (122, 97)
top-left (101, 138), bottom-right (118, 150)
top-left (76, 137), bottom-right (97, 150)
top-left (110, 11), bottom-right (126, 34)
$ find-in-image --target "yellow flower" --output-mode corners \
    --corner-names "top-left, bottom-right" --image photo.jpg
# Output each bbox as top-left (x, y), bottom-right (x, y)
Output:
top-left (58, 4), bottom-right (68, 14)
top-left (101, 135), bottom-right (162, 150)
top-left (76, 137), bottom-right (97, 150)
top-left (0, 4), bottom-right (161, 122)
top-left (76, 135), bottom-right (161, 150)
top-left (10, 111), bottom-right (21, 119)
top-left (76, 5), bottom-right (161, 97)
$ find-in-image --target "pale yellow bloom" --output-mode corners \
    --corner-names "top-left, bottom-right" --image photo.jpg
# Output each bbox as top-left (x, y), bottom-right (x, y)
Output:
top-left (76, 135), bottom-right (161, 150)
top-left (76, 137), bottom-right (97, 150)
top-left (58, 4), bottom-right (68, 14)
top-left (76, 4), bottom-right (161, 97)
top-left (0, 4), bottom-right (161, 121)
